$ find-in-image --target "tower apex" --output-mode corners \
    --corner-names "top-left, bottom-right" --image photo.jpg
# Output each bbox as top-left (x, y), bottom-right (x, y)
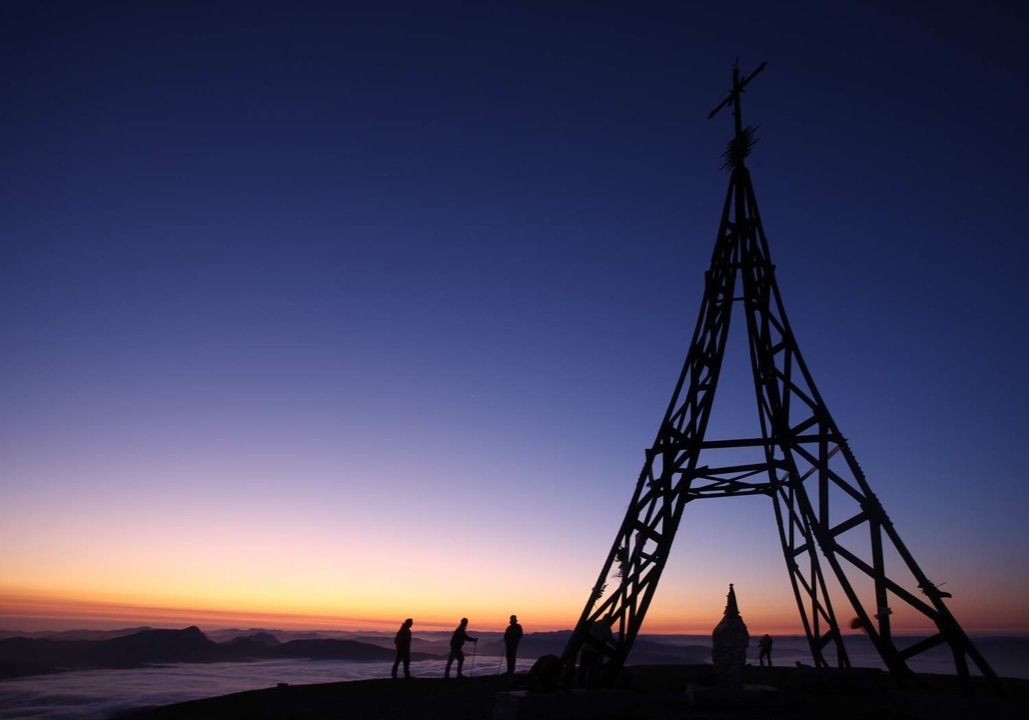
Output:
top-left (708, 60), bottom-right (767, 169)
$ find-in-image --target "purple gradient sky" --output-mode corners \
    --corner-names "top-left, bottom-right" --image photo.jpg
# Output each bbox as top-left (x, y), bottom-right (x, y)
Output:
top-left (2, 1), bottom-right (1028, 634)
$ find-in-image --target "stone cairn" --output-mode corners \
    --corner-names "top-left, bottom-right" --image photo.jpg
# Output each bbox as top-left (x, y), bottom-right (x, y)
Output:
top-left (711, 583), bottom-right (750, 692)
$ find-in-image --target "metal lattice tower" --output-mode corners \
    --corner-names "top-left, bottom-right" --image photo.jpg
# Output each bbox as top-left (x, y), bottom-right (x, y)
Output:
top-left (560, 62), bottom-right (1002, 694)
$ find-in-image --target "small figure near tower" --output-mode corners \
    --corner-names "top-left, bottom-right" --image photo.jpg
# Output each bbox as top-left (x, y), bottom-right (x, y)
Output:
top-left (758, 633), bottom-right (773, 667)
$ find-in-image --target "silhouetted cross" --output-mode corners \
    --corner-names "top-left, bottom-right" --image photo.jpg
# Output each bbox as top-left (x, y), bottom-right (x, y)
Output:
top-left (708, 61), bottom-right (767, 141)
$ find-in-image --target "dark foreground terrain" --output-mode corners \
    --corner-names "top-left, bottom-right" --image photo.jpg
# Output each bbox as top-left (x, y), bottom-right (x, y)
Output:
top-left (115, 664), bottom-right (1029, 720)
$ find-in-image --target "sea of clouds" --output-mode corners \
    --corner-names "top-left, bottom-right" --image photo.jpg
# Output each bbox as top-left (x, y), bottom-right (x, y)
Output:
top-left (0, 657), bottom-right (510, 720)
top-left (2, 636), bottom-right (1026, 720)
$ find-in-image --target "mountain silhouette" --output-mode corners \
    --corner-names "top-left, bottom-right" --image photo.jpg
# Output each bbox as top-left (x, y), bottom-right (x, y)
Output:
top-left (274, 639), bottom-right (396, 661)
top-left (0, 626), bottom-right (441, 678)
top-left (221, 632), bottom-right (282, 655)
top-left (87, 626), bottom-right (217, 666)
top-left (228, 631), bottom-right (281, 646)
top-left (0, 626), bottom-right (154, 641)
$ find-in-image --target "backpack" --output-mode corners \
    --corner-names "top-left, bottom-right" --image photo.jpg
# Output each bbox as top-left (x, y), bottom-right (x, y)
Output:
top-left (527, 654), bottom-right (563, 692)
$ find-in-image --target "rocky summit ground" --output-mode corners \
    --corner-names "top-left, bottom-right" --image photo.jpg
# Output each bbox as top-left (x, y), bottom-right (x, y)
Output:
top-left (115, 665), bottom-right (1029, 720)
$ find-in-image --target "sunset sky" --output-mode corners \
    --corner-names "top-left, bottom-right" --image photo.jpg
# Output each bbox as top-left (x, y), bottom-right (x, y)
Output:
top-left (3, 2), bottom-right (1028, 637)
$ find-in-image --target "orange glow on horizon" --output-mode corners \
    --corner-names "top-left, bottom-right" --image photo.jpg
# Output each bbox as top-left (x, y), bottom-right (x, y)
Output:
top-left (0, 590), bottom-right (578, 634)
top-left (3, 589), bottom-right (1024, 637)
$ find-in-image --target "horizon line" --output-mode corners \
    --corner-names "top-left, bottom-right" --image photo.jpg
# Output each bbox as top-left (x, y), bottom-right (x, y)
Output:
top-left (4, 623), bottom-right (1028, 639)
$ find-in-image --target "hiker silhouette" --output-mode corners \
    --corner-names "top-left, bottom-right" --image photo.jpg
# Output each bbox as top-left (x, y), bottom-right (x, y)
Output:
top-left (758, 633), bottom-right (773, 667)
top-left (503, 614), bottom-right (523, 675)
top-left (392, 618), bottom-right (413, 679)
top-left (444, 618), bottom-right (477, 678)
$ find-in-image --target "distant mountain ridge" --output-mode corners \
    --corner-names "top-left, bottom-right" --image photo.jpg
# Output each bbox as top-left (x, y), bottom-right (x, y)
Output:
top-left (0, 626), bottom-right (717, 680)
top-left (0, 626), bottom-right (438, 679)
top-left (0, 627), bottom-right (156, 641)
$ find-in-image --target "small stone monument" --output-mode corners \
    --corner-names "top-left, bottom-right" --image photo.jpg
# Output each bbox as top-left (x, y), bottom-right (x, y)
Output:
top-left (711, 583), bottom-right (749, 692)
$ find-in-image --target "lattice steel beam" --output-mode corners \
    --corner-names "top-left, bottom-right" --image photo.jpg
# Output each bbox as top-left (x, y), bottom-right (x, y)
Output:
top-left (560, 63), bottom-right (1003, 696)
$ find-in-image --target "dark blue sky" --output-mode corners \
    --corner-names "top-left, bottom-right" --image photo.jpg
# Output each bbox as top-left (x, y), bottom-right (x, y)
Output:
top-left (2, 1), bottom-right (1028, 631)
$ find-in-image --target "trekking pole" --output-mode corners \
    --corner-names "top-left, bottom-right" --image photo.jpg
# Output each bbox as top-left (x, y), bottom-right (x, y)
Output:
top-left (496, 653), bottom-right (504, 675)
top-left (470, 640), bottom-right (477, 676)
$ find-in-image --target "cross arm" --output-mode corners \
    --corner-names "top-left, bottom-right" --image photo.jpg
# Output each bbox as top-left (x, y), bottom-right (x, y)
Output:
top-left (707, 60), bottom-right (768, 119)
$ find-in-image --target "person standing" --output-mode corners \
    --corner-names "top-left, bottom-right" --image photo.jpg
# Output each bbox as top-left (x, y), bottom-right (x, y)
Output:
top-left (392, 618), bottom-right (414, 679)
top-left (758, 633), bottom-right (773, 667)
top-left (444, 617), bottom-right (478, 678)
top-left (503, 614), bottom-right (524, 675)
